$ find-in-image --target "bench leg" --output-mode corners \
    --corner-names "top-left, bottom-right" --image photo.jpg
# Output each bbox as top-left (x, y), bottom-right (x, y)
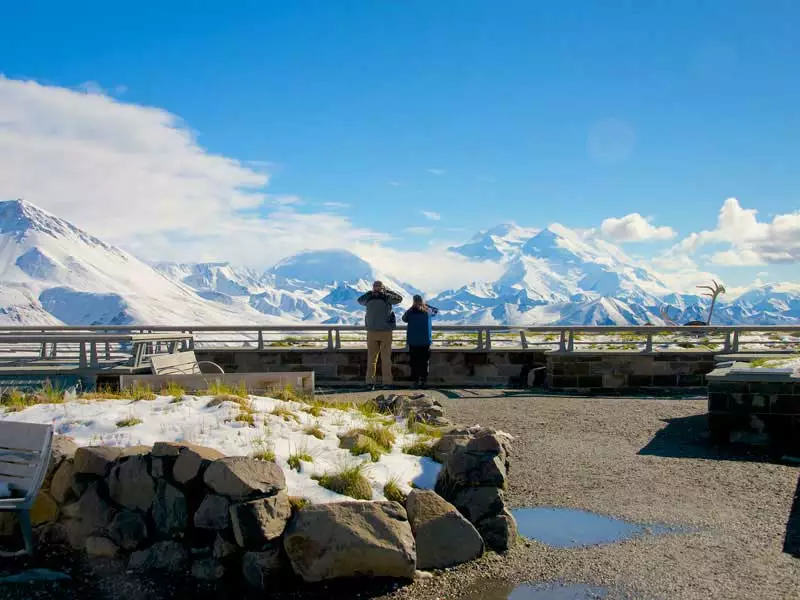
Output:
top-left (19, 510), bottom-right (34, 554)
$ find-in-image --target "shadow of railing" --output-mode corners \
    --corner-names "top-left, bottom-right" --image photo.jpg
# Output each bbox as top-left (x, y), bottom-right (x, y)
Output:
top-left (785, 473), bottom-right (800, 558)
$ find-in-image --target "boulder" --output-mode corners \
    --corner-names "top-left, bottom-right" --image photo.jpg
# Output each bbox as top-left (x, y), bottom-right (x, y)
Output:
top-left (476, 508), bottom-right (517, 552)
top-left (194, 494), bottom-right (231, 530)
top-left (30, 491), bottom-right (60, 525)
top-left (151, 441), bottom-right (185, 458)
top-left (129, 541), bottom-right (189, 573)
top-left (213, 533), bottom-right (239, 560)
top-left (108, 455), bottom-right (156, 511)
top-left (46, 436), bottom-right (78, 482)
top-left (191, 558), bottom-right (226, 581)
top-left (437, 446), bottom-right (507, 490)
top-left (73, 446), bottom-right (122, 477)
top-left (85, 536), bottom-right (119, 558)
top-left (60, 483), bottom-right (116, 548)
top-left (406, 490), bottom-right (483, 569)
top-left (119, 445), bottom-right (151, 458)
top-left (230, 492), bottom-right (292, 549)
top-left (151, 481), bottom-right (188, 537)
top-left (431, 434), bottom-right (470, 464)
top-left (173, 444), bottom-right (225, 485)
top-left (242, 546), bottom-right (287, 590)
top-left (450, 486), bottom-right (506, 524)
top-left (203, 457), bottom-right (286, 501)
top-left (151, 458), bottom-right (166, 479)
top-left (50, 459), bottom-right (76, 504)
top-left (283, 501), bottom-right (416, 582)
top-left (107, 510), bottom-right (149, 550)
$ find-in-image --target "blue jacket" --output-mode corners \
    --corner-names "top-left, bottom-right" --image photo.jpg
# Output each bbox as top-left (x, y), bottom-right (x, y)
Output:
top-left (402, 306), bottom-right (438, 347)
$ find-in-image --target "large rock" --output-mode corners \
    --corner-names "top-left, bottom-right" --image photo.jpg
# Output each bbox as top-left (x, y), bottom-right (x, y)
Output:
top-left (50, 459), bottom-right (76, 504)
top-left (435, 447), bottom-right (507, 494)
top-left (30, 492), bottom-right (60, 525)
top-left (431, 434), bottom-right (470, 463)
top-left (203, 457), bottom-right (286, 501)
top-left (60, 483), bottom-right (116, 548)
top-left (451, 487), bottom-right (506, 524)
top-left (230, 492), bottom-right (291, 549)
top-left (108, 455), bottom-right (156, 511)
top-left (119, 445), bottom-right (151, 458)
top-left (191, 558), bottom-right (226, 580)
top-left (194, 494), bottom-right (231, 530)
top-left (283, 501), bottom-right (416, 582)
top-left (151, 481), bottom-right (188, 537)
top-left (151, 441), bottom-right (186, 458)
top-left (406, 490), bottom-right (483, 569)
top-left (107, 510), bottom-right (149, 550)
top-left (173, 444), bottom-right (225, 485)
top-left (85, 536), bottom-right (119, 558)
top-left (242, 546), bottom-right (287, 590)
top-left (73, 446), bottom-right (122, 477)
top-left (475, 508), bottom-right (517, 552)
top-left (213, 533), bottom-right (239, 560)
top-left (129, 541), bottom-right (189, 573)
top-left (46, 436), bottom-right (78, 482)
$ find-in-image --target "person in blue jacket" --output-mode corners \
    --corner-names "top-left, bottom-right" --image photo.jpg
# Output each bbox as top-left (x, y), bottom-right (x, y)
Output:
top-left (402, 295), bottom-right (439, 388)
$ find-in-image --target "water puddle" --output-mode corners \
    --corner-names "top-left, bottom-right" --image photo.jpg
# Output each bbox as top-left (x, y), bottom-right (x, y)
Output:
top-left (460, 580), bottom-right (612, 600)
top-left (0, 568), bottom-right (71, 583)
top-left (512, 507), bottom-right (687, 548)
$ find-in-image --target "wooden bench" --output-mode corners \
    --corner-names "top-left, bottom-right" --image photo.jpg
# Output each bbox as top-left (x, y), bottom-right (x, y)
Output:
top-left (150, 350), bottom-right (224, 375)
top-left (0, 421), bottom-right (53, 556)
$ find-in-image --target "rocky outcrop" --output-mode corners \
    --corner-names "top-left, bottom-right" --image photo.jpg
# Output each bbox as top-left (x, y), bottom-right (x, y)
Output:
top-left (194, 494), bottom-right (231, 530)
top-left (283, 501), bottom-right (417, 582)
top-left (203, 457), bottom-right (286, 500)
top-left (108, 455), bottom-right (156, 511)
top-left (374, 393), bottom-right (450, 427)
top-left (230, 492), bottom-right (292, 549)
top-left (406, 489), bottom-right (483, 569)
top-left (73, 446), bottom-right (121, 477)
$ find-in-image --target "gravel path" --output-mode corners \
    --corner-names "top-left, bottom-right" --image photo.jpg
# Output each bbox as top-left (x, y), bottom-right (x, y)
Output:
top-left (1, 391), bottom-right (797, 600)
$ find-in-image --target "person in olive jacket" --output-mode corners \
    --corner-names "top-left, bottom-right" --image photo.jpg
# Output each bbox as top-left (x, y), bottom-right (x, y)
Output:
top-left (402, 294), bottom-right (439, 388)
top-left (357, 280), bottom-right (403, 388)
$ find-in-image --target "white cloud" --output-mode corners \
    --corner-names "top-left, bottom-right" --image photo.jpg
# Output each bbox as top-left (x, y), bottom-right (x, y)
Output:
top-left (405, 226), bottom-right (434, 235)
top-left (600, 213), bottom-right (676, 242)
top-left (388, 181), bottom-right (402, 187)
top-left (670, 198), bottom-right (800, 265)
top-left (268, 194), bottom-right (302, 205)
top-left (421, 210), bottom-right (441, 221)
top-left (323, 201), bottom-right (350, 209)
top-left (427, 168), bottom-right (445, 176)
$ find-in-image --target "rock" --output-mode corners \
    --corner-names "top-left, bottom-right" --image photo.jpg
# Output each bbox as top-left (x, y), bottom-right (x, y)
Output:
top-left (60, 483), bottom-right (116, 548)
top-left (476, 508), bottom-right (517, 552)
top-left (151, 441), bottom-right (185, 458)
top-left (50, 458), bottom-right (76, 504)
top-left (46, 436), bottom-right (78, 482)
top-left (119, 445), bottom-right (151, 458)
top-left (194, 494), bottom-right (231, 530)
top-left (30, 491), bottom-right (60, 525)
top-left (230, 492), bottom-right (292, 549)
top-left (108, 455), bottom-right (156, 511)
top-left (438, 445), bottom-right (507, 490)
top-left (213, 533), bottom-right (239, 560)
top-left (151, 481), bottom-right (188, 537)
top-left (191, 558), bottom-right (226, 580)
top-left (73, 446), bottom-right (122, 477)
top-left (151, 458), bottom-right (166, 478)
top-left (203, 457), bottom-right (286, 501)
top-left (85, 536), bottom-right (119, 558)
top-left (173, 444), bottom-right (225, 485)
top-left (108, 510), bottom-right (149, 550)
top-left (431, 435), bottom-right (470, 463)
top-left (283, 501), bottom-right (416, 582)
top-left (242, 546), bottom-right (287, 589)
top-left (451, 486), bottom-right (506, 524)
top-left (405, 490), bottom-right (483, 570)
top-left (129, 541), bottom-right (189, 573)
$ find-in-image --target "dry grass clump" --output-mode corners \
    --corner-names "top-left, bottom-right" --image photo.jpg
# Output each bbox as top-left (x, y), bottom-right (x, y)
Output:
top-left (313, 463), bottom-right (372, 500)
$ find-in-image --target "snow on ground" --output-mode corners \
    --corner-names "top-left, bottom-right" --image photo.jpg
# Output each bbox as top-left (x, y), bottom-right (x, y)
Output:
top-left (0, 394), bottom-right (442, 504)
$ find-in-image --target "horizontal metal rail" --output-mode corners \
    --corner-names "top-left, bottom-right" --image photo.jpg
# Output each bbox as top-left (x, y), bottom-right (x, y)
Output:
top-left (0, 325), bottom-right (798, 355)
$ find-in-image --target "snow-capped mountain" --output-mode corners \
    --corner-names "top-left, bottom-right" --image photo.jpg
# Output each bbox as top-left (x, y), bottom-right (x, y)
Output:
top-left (1, 199), bottom-right (798, 326)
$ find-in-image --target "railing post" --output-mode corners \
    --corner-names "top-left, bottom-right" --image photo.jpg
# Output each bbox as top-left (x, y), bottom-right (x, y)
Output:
top-left (105, 342), bottom-right (111, 359)
top-left (567, 331), bottom-right (575, 352)
top-left (50, 342), bottom-right (58, 359)
top-left (644, 332), bottom-right (653, 353)
top-left (485, 329), bottom-right (492, 350)
top-left (89, 342), bottom-right (99, 368)
top-left (79, 342), bottom-right (87, 369)
top-left (559, 330), bottom-right (567, 352)
top-left (40, 342), bottom-right (47, 359)
top-left (723, 332), bottom-right (731, 352)
top-left (731, 331), bottom-right (740, 353)
top-left (477, 329), bottom-right (484, 350)
top-left (257, 330), bottom-right (264, 351)
top-left (335, 329), bottom-right (342, 350)
top-left (520, 331), bottom-right (528, 349)
top-left (327, 329), bottom-right (334, 351)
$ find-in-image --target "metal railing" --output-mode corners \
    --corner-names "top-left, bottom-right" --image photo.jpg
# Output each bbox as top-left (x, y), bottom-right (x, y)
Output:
top-left (0, 325), bottom-right (799, 356)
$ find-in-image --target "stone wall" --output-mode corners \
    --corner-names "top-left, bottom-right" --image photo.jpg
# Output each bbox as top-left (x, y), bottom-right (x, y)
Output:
top-left (707, 369), bottom-right (800, 456)
top-left (546, 352), bottom-right (716, 395)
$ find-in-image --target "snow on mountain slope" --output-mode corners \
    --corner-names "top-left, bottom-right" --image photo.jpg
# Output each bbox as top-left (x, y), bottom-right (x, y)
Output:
top-left (0, 199), bottom-right (287, 325)
top-left (449, 223), bottom-right (540, 261)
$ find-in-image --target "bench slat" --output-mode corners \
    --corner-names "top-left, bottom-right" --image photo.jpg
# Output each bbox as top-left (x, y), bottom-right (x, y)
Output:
top-left (0, 422), bottom-right (52, 453)
top-left (150, 351), bottom-right (202, 375)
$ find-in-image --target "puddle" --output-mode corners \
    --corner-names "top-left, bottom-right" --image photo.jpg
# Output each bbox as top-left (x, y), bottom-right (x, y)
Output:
top-left (512, 507), bottom-right (686, 548)
top-left (0, 568), bottom-right (71, 583)
top-left (460, 580), bottom-right (612, 600)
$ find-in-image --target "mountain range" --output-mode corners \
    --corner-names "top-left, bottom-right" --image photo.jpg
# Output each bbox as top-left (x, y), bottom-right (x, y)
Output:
top-left (1, 199), bottom-right (798, 327)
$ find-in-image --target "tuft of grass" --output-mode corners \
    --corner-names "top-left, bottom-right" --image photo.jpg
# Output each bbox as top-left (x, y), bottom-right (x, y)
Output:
top-left (749, 357), bottom-right (771, 367)
top-left (251, 435), bottom-right (275, 462)
top-left (161, 381), bottom-right (185, 400)
top-left (80, 382), bottom-right (155, 401)
top-left (361, 423), bottom-right (396, 448)
top-left (302, 404), bottom-right (324, 417)
top-left (1, 389), bottom-right (33, 412)
top-left (37, 380), bottom-right (65, 404)
top-left (303, 422), bottom-right (325, 440)
top-left (270, 384), bottom-right (313, 404)
top-left (271, 405), bottom-right (300, 423)
top-left (235, 411), bottom-right (255, 426)
top-left (207, 394), bottom-right (253, 411)
top-left (116, 416), bottom-right (143, 428)
top-left (406, 418), bottom-right (444, 438)
top-left (355, 399), bottom-right (381, 418)
top-left (289, 496), bottom-right (311, 512)
top-left (207, 380), bottom-right (248, 398)
top-left (313, 463), bottom-right (372, 500)
top-left (251, 449), bottom-right (275, 462)
top-left (403, 439), bottom-right (435, 458)
top-left (351, 436), bottom-right (387, 462)
top-left (383, 477), bottom-right (406, 504)
top-left (287, 444), bottom-right (313, 471)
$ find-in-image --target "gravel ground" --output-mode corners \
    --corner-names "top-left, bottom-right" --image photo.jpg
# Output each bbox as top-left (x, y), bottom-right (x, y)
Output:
top-left (1, 390), bottom-right (798, 600)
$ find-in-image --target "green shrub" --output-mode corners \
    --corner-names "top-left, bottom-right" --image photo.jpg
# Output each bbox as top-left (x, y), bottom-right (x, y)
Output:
top-left (403, 440), bottom-right (434, 458)
top-left (116, 416), bottom-right (143, 428)
top-left (383, 477), bottom-right (406, 503)
top-left (314, 463), bottom-right (372, 500)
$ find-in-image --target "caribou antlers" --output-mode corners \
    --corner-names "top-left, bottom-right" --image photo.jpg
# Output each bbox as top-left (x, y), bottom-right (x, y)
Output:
top-left (697, 279), bottom-right (726, 325)
top-left (658, 304), bottom-right (679, 326)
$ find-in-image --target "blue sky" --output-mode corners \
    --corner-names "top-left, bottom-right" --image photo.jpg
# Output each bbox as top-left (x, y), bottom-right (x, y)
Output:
top-left (1, 0), bottom-right (799, 290)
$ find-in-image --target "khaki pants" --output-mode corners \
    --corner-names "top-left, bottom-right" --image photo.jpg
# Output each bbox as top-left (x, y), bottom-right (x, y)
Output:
top-left (366, 330), bottom-right (394, 385)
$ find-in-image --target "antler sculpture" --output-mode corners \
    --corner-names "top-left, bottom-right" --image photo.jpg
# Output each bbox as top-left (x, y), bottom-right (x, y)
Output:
top-left (658, 304), bottom-right (679, 326)
top-left (697, 279), bottom-right (726, 325)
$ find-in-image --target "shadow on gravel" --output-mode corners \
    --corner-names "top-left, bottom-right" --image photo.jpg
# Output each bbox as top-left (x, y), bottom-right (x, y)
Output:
top-left (785, 473), bottom-right (800, 558)
top-left (637, 415), bottom-right (775, 463)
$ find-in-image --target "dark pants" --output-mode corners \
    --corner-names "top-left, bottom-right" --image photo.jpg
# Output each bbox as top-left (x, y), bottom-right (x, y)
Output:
top-left (409, 345), bottom-right (431, 383)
